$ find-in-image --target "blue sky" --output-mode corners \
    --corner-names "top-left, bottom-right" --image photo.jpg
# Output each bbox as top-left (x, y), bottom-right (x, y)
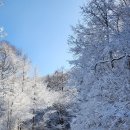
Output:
top-left (0, 0), bottom-right (85, 75)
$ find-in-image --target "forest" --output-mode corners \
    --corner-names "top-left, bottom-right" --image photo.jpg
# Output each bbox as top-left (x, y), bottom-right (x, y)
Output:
top-left (0, 0), bottom-right (130, 130)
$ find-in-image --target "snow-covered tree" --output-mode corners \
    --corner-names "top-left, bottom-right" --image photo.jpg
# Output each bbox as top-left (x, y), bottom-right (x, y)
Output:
top-left (0, 42), bottom-right (71, 130)
top-left (45, 69), bottom-right (68, 92)
top-left (0, 42), bottom-right (32, 130)
top-left (43, 69), bottom-right (76, 130)
top-left (69, 0), bottom-right (130, 130)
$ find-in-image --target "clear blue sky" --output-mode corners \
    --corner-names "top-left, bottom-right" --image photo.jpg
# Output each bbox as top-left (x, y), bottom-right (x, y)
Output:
top-left (0, 0), bottom-right (85, 75)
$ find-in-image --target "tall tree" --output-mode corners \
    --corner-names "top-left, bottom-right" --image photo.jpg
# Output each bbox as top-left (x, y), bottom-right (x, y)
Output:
top-left (69, 0), bottom-right (130, 129)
